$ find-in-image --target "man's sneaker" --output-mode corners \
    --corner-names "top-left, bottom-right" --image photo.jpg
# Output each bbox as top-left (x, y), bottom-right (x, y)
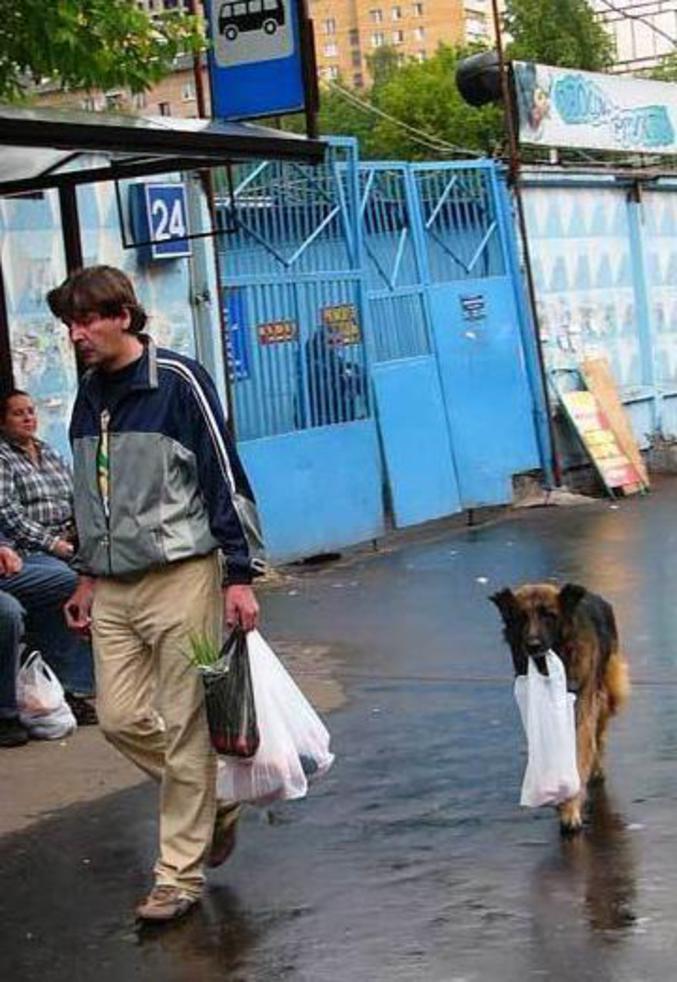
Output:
top-left (0, 717), bottom-right (28, 748)
top-left (135, 885), bottom-right (199, 923)
top-left (207, 804), bottom-right (241, 868)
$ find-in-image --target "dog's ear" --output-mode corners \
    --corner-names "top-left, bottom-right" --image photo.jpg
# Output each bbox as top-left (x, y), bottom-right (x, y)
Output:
top-left (490, 588), bottom-right (518, 626)
top-left (559, 583), bottom-right (587, 619)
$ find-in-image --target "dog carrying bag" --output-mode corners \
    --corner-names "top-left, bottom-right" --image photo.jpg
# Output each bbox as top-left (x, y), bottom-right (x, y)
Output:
top-left (514, 650), bottom-right (580, 808)
top-left (201, 629), bottom-right (260, 758)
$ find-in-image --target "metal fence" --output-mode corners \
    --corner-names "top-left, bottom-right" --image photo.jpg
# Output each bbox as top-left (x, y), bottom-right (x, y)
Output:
top-left (213, 141), bottom-right (369, 441)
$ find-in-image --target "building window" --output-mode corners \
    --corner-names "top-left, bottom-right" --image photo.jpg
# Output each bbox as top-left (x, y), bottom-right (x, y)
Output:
top-left (159, 101), bottom-right (172, 116)
top-left (181, 81), bottom-right (196, 101)
top-left (354, 73), bottom-right (364, 88)
top-left (349, 28), bottom-right (360, 46)
top-left (323, 17), bottom-right (336, 34)
top-left (323, 42), bottom-right (338, 56)
top-left (413, 2), bottom-right (423, 14)
top-left (371, 31), bottom-right (385, 46)
top-left (326, 65), bottom-right (339, 79)
top-left (391, 4), bottom-right (402, 17)
top-left (392, 29), bottom-right (404, 43)
top-left (416, 49), bottom-right (426, 61)
top-left (466, 13), bottom-right (486, 37)
top-left (413, 25), bottom-right (425, 40)
top-left (351, 49), bottom-right (361, 67)
top-left (370, 8), bottom-right (383, 22)
top-left (105, 91), bottom-right (124, 111)
top-left (132, 91), bottom-right (147, 110)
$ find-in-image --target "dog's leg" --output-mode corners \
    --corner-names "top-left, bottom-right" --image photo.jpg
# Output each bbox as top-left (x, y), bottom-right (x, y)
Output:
top-left (559, 692), bottom-right (598, 834)
top-left (591, 699), bottom-right (610, 783)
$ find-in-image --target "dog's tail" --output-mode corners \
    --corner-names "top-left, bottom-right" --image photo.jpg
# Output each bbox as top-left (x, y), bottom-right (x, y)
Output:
top-left (605, 651), bottom-right (630, 716)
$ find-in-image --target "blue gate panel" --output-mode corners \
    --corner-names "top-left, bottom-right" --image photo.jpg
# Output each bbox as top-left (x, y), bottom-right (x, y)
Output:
top-left (372, 356), bottom-right (462, 527)
top-left (238, 420), bottom-right (384, 563)
top-left (428, 277), bottom-right (540, 508)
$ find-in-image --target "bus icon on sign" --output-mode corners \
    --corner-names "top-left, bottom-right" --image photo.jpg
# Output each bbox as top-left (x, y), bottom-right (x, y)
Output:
top-left (218, 0), bottom-right (285, 41)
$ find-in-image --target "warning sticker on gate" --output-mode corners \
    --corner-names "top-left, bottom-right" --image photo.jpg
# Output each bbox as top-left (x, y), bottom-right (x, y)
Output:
top-left (211, 0), bottom-right (293, 66)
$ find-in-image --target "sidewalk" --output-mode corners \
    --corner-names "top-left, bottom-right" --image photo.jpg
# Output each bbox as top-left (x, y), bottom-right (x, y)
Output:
top-left (3, 477), bottom-right (677, 982)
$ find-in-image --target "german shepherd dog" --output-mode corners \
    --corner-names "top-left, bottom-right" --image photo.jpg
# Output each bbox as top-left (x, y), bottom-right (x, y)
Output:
top-left (490, 583), bottom-right (630, 833)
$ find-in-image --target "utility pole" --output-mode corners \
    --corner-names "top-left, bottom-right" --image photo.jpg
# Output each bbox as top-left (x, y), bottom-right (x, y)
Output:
top-left (186, 0), bottom-right (236, 431)
top-left (490, 0), bottom-right (562, 487)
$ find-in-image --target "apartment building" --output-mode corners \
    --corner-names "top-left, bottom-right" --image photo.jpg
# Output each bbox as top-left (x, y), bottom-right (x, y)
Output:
top-left (312, 0), bottom-right (497, 88)
top-left (592, 0), bottom-right (677, 74)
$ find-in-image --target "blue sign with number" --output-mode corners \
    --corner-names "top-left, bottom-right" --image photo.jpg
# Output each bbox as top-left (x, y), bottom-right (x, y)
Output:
top-left (129, 182), bottom-right (191, 261)
top-left (203, 0), bottom-right (306, 120)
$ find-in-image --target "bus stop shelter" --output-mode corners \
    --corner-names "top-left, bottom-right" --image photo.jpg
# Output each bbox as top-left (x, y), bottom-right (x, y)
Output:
top-left (0, 103), bottom-right (325, 389)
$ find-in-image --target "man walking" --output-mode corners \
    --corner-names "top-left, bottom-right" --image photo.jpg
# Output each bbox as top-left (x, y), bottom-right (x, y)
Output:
top-left (48, 265), bottom-right (264, 922)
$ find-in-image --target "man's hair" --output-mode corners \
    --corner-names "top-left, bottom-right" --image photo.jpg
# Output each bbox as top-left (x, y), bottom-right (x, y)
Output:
top-left (0, 388), bottom-right (30, 423)
top-left (46, 265), bottom-right (148, 335)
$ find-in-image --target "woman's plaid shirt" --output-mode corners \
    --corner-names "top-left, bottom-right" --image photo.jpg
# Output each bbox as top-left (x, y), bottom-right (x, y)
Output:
top-left (0, 437), bottom-right (73, 553)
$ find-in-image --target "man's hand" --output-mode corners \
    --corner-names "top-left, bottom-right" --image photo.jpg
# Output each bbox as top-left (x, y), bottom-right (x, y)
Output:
top-left (52, 538), bottom-right (75, 561)
top-left (224, 584), bottom-right (259, 633)
top-left (64, 575), bottom-right (96, 633)
top-left (0, 546), bottom-right (22, 577)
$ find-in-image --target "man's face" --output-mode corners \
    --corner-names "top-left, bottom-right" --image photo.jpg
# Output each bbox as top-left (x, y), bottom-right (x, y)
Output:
top-left (67, 309), bottom-right (132, 369)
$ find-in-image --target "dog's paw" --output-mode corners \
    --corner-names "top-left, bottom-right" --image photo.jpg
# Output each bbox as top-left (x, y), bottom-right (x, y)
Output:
top-left (558, 800), bottom-right (583, 835)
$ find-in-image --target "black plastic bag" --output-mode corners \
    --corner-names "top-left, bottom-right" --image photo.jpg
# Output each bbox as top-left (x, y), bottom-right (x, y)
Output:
top-left (201, 629), bottom-right (260, 757)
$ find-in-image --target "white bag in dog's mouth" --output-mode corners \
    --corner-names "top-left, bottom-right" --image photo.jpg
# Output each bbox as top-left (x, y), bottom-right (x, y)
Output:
top-left (514, 650), bottom-right (580, 808)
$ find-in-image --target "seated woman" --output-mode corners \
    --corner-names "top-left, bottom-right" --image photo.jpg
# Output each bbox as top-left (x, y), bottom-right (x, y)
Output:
top-left (0, 390), bottom-right (96, 726)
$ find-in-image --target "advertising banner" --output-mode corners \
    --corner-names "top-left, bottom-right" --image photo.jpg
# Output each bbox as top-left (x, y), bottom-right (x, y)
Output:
top-left (514, 61), bottom-right (677, 155)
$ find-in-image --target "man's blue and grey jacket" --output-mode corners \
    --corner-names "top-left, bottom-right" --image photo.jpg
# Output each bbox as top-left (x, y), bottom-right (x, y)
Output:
top-left (69, 338), bottom-right (264, 584)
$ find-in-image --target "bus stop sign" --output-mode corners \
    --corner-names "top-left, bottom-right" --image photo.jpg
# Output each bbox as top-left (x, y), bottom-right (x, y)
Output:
top-left (204, 0), bottom-right (309, 120)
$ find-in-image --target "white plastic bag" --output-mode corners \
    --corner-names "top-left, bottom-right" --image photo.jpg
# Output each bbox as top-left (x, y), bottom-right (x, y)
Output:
top-left (16, 651), bottom-right (77, 740)
top-left (216, 630), bottom-right (335, 805)
top-left (514, 650), bottom-right (580, 808)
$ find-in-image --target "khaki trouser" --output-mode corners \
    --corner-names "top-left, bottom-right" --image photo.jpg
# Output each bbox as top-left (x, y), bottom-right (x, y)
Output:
top-left (91, 553), bottom-right (222, 898)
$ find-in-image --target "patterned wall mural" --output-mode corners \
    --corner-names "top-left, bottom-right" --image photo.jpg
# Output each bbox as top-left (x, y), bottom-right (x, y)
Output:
top-left (524, 185), bottom-right (643, 392)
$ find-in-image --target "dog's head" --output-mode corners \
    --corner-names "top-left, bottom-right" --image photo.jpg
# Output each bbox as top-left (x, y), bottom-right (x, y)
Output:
top-left (489, 582), bottom-right (587, 675)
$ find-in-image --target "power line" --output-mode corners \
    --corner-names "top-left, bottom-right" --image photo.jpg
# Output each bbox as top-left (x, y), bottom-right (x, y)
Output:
top-left (323, 78), bottom-right (485, 158)
top-left (596, 0), bottom-right (677, 51)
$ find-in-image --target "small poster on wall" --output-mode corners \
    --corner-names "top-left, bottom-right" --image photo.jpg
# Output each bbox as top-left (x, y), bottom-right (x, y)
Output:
top-left (257, 320), bottom-right (298, 345)
top-left (320, 303), bottom-right (361, 344)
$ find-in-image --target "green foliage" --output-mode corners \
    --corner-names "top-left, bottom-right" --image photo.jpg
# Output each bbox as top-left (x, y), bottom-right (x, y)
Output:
top-left (649, 54), bottom-right (677, 82)
top-left (368, 45), bottom-right (503, 160)
top-left (0, 0), bottom-right (203, 100)
top-left (281, 45), bottom-right (502, 160)
top-left (186, 632), bottom-right (222, 668)
top-left (504, 0), bottom-right (615, 71)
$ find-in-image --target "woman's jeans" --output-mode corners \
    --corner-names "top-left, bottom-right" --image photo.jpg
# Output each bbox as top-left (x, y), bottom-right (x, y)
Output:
top-left (0, 554), bottom-right (95, 717)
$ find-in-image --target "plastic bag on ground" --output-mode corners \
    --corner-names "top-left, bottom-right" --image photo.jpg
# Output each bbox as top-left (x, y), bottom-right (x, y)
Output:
top-left (514, 650), bottom-right (580, 808)
top-left (216, 630), bottom-right (335, 806)
top-left (17, 650), bottom-right (77, 740)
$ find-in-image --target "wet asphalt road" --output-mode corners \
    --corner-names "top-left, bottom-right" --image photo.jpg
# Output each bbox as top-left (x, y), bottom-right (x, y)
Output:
top-left (4, 480), bottom-right (677, 981)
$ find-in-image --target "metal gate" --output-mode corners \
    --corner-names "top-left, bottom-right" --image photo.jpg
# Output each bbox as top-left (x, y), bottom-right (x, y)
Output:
top-left (215, 146), bottom-right (546, 561)
top-left (362, 159), bottom-right (542, 524)
top-left (214, 141), bottom-right (384, 562)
